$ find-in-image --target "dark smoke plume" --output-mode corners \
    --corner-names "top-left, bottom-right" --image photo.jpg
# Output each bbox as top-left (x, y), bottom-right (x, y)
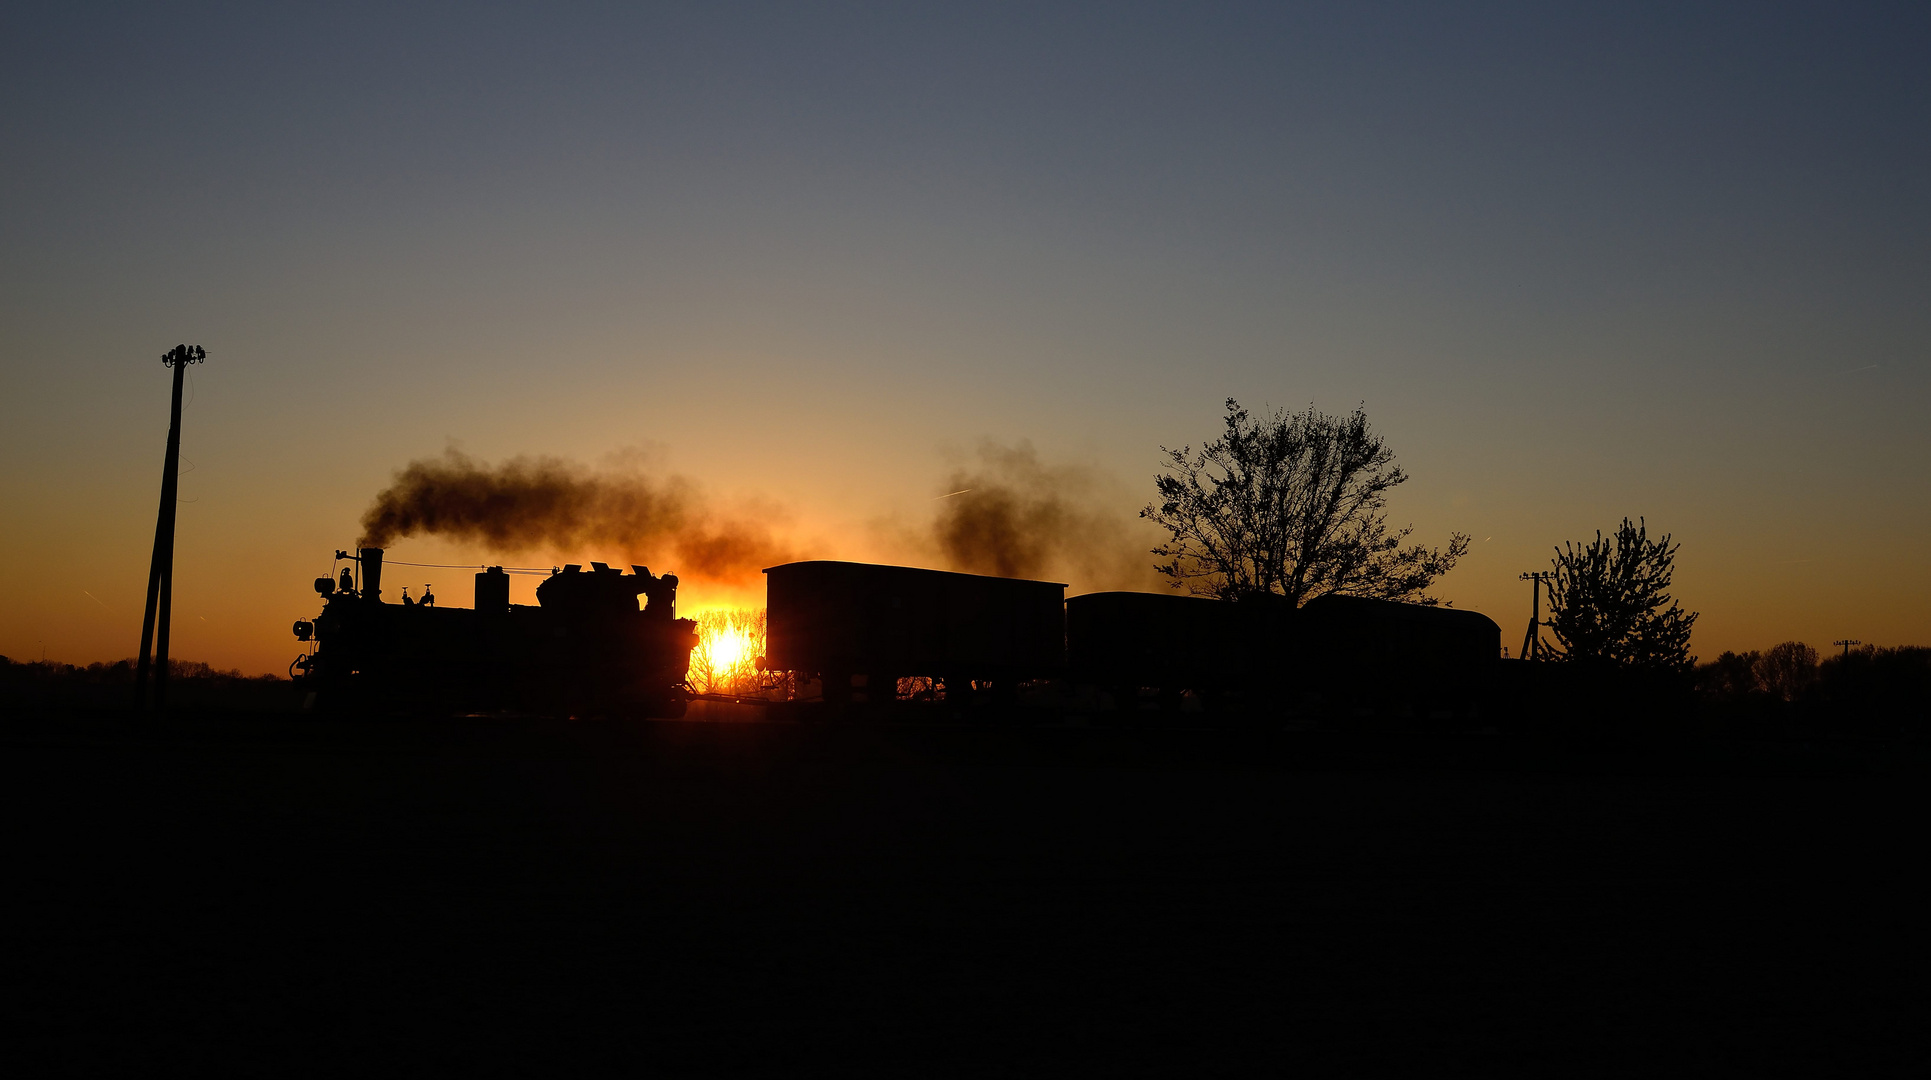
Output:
top-left (359, 449), bottom-right (791, 583)
top-left (933, 442), bottom-right (1160, 589)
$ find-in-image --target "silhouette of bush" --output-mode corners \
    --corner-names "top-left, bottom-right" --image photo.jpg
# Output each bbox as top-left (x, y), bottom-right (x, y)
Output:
top-left (1545, 517), bottom-right (1697, 674)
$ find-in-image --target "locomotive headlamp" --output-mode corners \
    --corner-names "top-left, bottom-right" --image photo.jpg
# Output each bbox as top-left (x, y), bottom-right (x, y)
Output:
top-left (292, 619), bottom-right (314, 642)
top-left (314, 576), bottom-right (335, 596)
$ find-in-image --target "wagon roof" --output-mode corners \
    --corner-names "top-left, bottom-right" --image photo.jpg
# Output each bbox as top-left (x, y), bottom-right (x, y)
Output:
top-left (1301, 592), bottom-right (1501, 631)
top-left (762, 560), bottom-right (1066, 588)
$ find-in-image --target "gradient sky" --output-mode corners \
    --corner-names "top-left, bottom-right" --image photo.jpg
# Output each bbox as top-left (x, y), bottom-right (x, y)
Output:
top-left (4, 2), bottom-right (1927, 675)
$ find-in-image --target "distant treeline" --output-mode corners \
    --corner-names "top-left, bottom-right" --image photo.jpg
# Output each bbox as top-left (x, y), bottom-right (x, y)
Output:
top-left (4, 647), bottom-right (1926, 737)
top-left (1692, 643), bottom-right (1930, 738)
top-left (0, 655), bottom-right (297, 712)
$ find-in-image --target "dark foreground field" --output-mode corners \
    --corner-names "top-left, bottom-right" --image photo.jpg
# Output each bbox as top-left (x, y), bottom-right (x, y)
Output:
top-left (3, 710), bottom-right (1922, 1076)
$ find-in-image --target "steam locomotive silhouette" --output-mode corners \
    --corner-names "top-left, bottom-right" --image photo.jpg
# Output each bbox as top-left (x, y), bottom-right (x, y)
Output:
top-left (293, 547), bottom-right (696, 717)
top-left (296, 551), bottom-right (1501, 722)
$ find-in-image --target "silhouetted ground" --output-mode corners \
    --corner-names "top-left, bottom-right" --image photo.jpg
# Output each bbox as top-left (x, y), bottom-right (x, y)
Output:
top-left (3, 708), bottom-right (1921, 1075)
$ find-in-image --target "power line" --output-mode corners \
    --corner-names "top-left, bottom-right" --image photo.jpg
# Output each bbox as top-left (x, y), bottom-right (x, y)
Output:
top-left (374, 558), bottom-right (555, 574)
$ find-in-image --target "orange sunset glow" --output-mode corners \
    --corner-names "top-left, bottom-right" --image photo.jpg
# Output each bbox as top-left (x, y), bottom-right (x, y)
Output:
top-left (688, 607), bottom-right (766, 696)
top-left (6, 8), bottom-right (1925, 1075)
top-left (0, 6), bottom-right (1923, 678)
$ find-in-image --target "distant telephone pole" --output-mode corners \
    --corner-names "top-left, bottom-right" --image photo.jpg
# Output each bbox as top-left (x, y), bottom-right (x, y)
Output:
top-left (1518, 571), bottom-right (1554, 660)
top-left (1833, 639), bottom-right (1862, 660)
top-left (134, 344), bottom-right (205, 711)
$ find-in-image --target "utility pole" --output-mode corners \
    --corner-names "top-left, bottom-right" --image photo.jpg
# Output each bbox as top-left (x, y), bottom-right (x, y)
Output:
top-left (1518, 571), bottom-right (1554, 660)
top-left (1833, 639), bottom-right (1862, 660)
top-left (134, 344), bottom-right (205, 711)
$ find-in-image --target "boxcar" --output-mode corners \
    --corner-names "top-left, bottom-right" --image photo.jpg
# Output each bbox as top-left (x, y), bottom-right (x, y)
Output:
top-left (763, 561), bottom-right (1065, 702)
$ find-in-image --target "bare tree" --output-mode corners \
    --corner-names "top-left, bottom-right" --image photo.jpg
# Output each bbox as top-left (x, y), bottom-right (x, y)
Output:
top-left (1754, 641), bottom-right (1819, 702)
top-left (1142, 399), bottom-right (1469, 605)
top-left (1546, 517), bottom-right (1697, 671)
top-left (1695, 650), bottom-right (1763, 697)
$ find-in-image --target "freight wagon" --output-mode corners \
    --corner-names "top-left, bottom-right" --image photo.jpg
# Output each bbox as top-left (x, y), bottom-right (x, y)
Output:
top-left (1066, 590), bottom-right (1499, 720)
top-left (762, 560), bottom-right (1065, 704)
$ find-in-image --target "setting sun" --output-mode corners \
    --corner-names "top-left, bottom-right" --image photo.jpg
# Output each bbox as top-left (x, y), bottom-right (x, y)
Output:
top-left (689, 607), bottom-right (766, 696)
top-left (707, 623), bottom-right (750, 672)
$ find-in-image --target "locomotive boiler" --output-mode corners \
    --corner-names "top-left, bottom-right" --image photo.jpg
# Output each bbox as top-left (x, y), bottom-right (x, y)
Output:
top-left (292, 547), bottom-right (697, 717)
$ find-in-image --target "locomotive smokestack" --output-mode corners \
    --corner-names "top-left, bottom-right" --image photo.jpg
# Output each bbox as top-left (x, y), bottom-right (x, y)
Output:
top-left (360, 547), bottom-right (384, 603)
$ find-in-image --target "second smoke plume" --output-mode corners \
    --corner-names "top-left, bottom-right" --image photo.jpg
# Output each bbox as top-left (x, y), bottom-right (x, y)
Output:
top-left (933, 441), bottom-right (1158, 590)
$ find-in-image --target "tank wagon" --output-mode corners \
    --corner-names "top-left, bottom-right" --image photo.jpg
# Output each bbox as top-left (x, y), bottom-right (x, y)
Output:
top-left (763, 560), bottom-right (1065, 704)
top-left (292, 547), bottom-right (696, 717)
top-left (1066, 590), bottom-right (1499, 721)
top-left (1296, 594), bottom-right (1502, 718)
